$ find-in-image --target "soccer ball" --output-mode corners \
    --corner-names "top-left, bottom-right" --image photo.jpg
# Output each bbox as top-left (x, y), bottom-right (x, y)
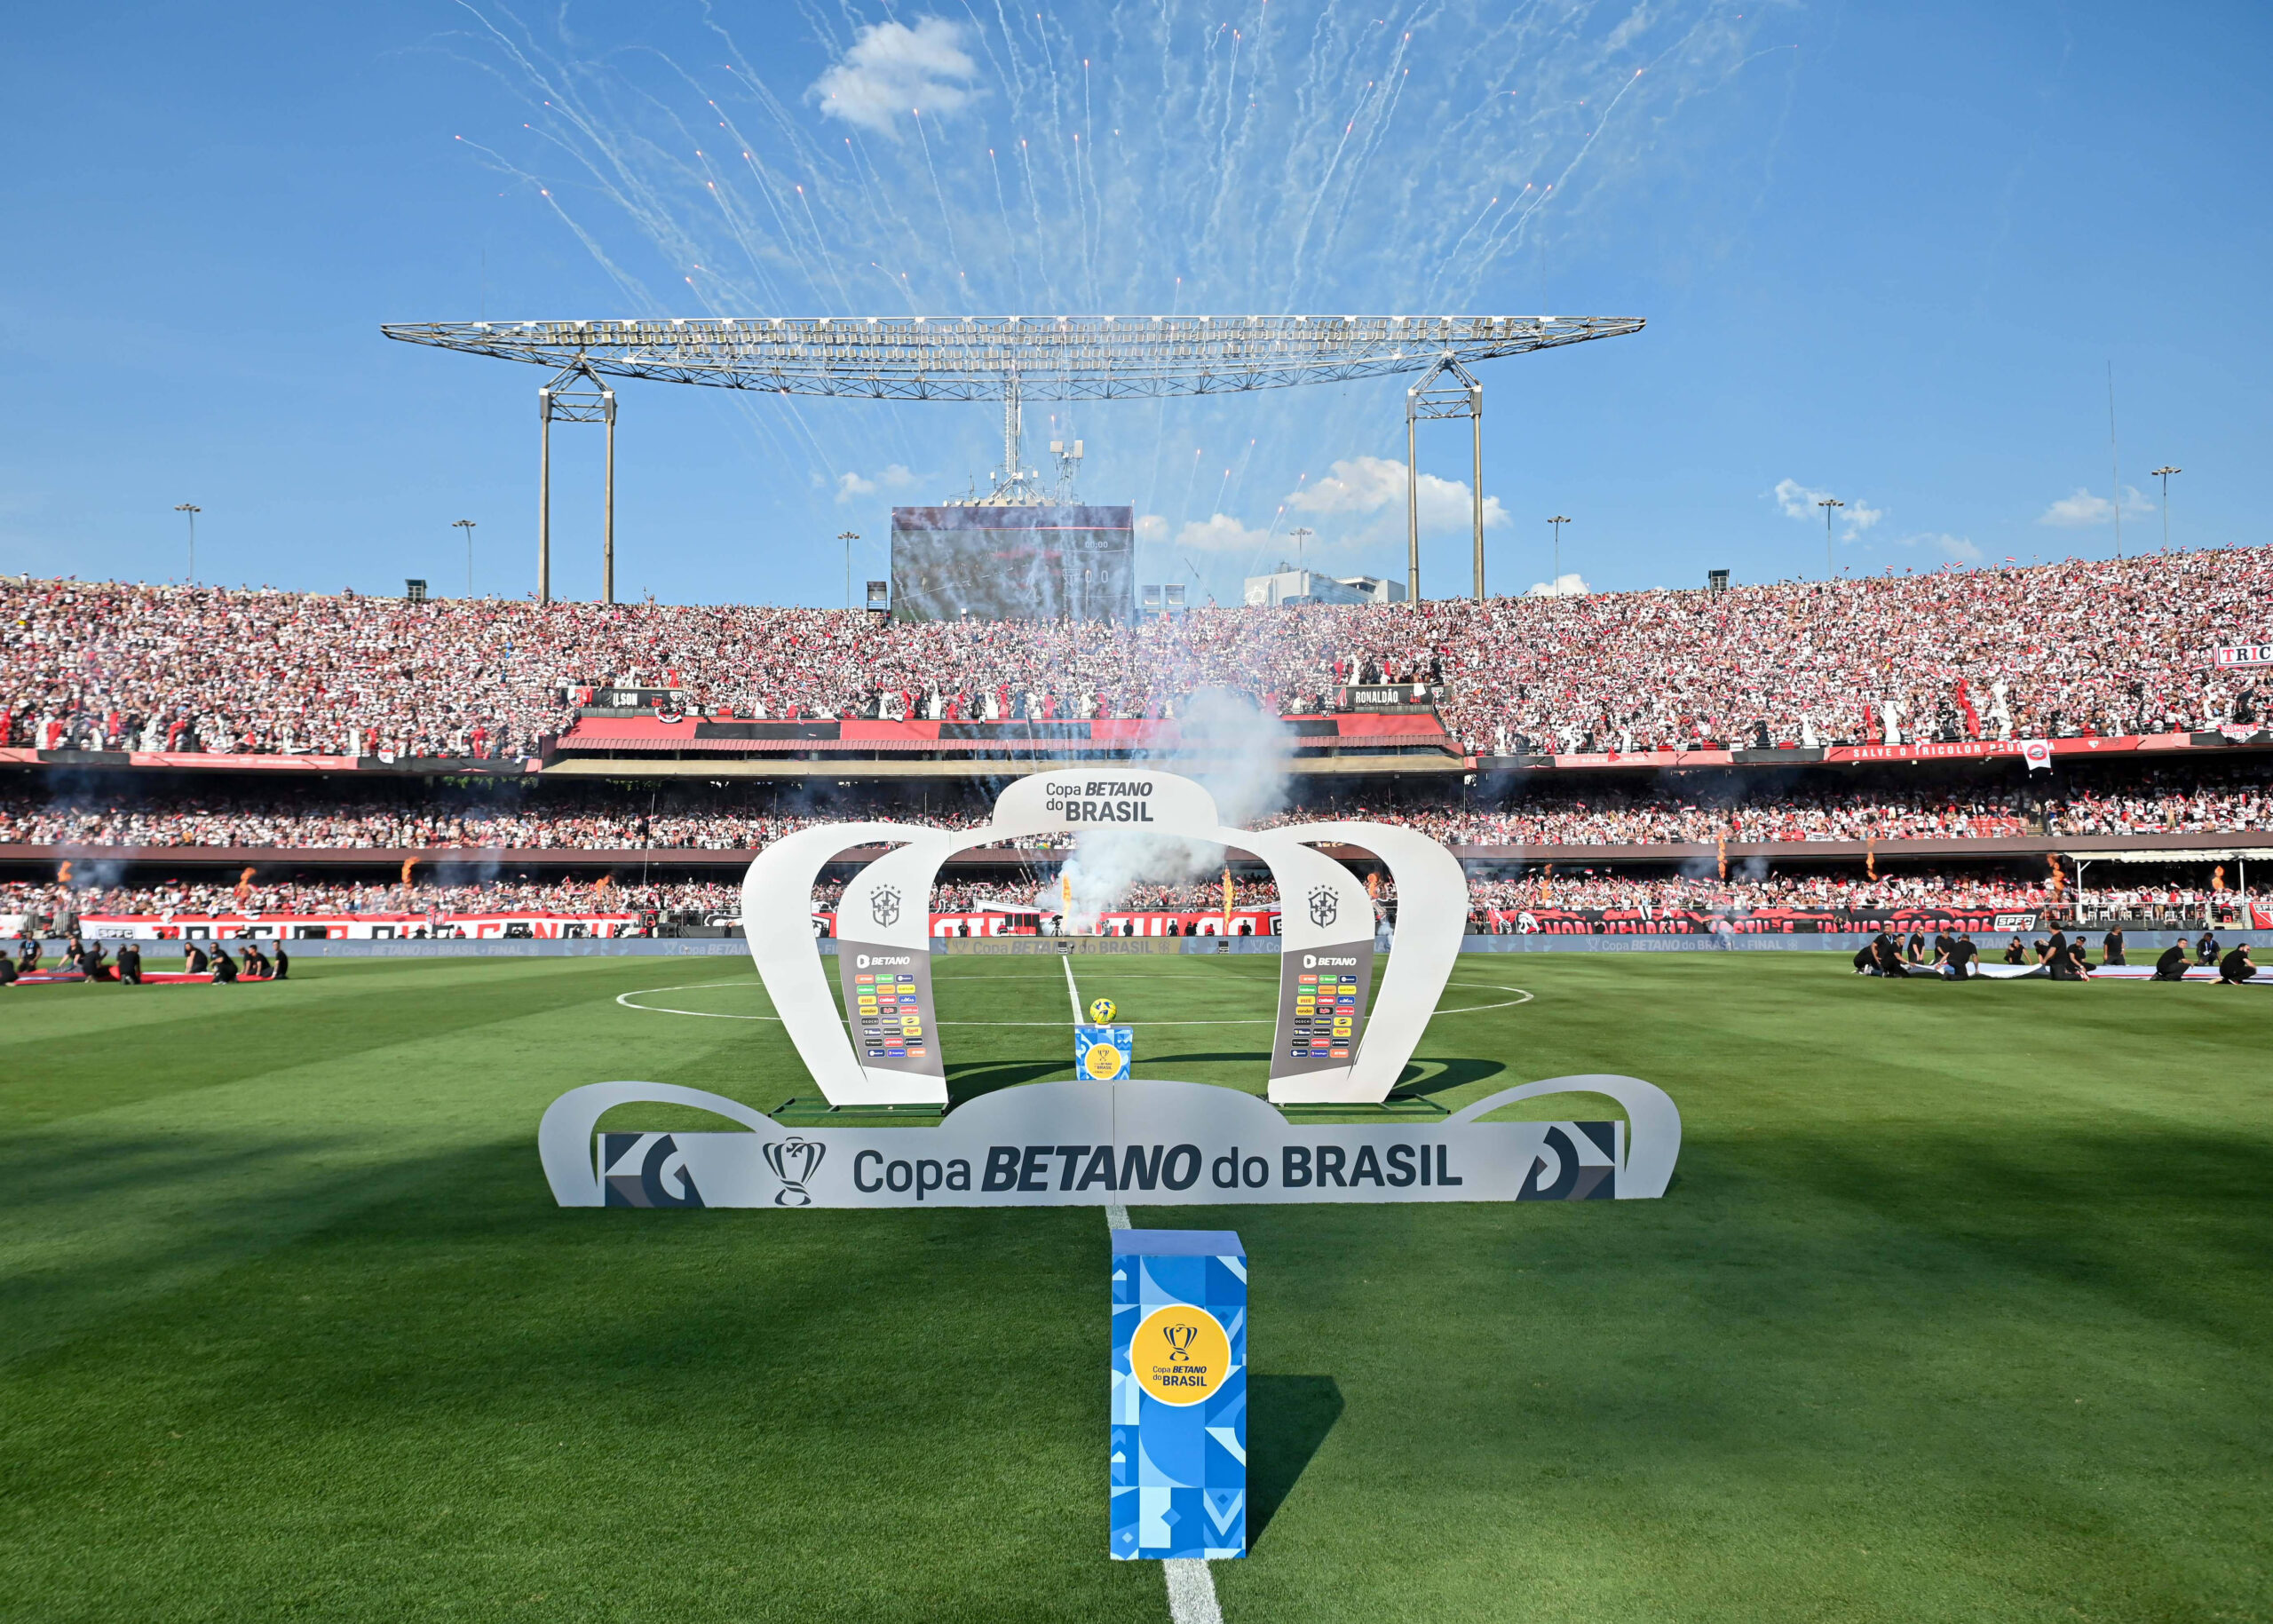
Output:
top-left (1088, 997), bottom-right (1117, 1024)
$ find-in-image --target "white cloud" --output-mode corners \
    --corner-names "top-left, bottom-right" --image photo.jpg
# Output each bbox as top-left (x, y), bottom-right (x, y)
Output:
top-left (835, 464), bottom-right (915, 502)
top-left (2037, 485), bottom-right (2156, 527)
top-left (1774, 477), bottom-right (1881, 536)
top-left (1176, 513), bottom-right (1274, 552)
top-left (810, 18), bottom-right (979, 137)
top-left (1287, 456), bottom-right (1508, 537)
top-left (1525, 573), bottom-right (1590, 598)
top-left (1136, 513), bottom-right (1172, 543)
top-left (1772, 477), bottom-right (1831, 519)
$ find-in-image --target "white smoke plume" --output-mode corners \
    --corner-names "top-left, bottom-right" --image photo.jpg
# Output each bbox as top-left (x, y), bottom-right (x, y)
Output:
top-left (1049, 688), bottom-right (1294, 931)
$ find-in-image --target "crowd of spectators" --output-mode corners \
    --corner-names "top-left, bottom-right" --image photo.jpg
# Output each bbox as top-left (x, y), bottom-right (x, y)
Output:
top-left (7, 547), bottom-right (2270, 759)
top-left (5, 764), bottom-right (2269, 851)
top-left (6, 864), bottom-right (2257, 941)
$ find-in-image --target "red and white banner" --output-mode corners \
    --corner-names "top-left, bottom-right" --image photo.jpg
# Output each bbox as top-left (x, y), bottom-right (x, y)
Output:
top-left (2213, 645), bottom-right (2273, 670)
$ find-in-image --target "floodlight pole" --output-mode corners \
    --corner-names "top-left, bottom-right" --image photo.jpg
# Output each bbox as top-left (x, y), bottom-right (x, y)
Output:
top-left (1289, 527), bottom-right (1313, 581)
top-left (1818, 497), bottom-right (1844, 577)
top-left (839, 531), bottom-right (859, 609)
top-left (454, 519), bottom-right (477, 597)
top-left (173, 503), bottom-right (201, 584)
top-left (1548, 515), bottom-right (1570, 586)
top-left (2150, 466), bottom-right (2180, 551)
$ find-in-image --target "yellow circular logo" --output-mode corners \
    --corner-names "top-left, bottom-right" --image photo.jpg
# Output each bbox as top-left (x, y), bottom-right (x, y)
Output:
top-left (1129, 1305), bottom-right (1232, 1406)
top-left (1083, 1040), bottom-right (1125, 1080)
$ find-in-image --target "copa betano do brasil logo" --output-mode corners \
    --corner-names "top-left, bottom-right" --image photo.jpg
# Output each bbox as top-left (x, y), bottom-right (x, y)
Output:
top-left (1129, 1305), bottom-right (1232, 1405)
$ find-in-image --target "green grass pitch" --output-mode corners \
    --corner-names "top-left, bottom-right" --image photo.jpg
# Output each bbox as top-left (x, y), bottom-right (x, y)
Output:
top-left (2, 951), bottom-right (2269, 1622)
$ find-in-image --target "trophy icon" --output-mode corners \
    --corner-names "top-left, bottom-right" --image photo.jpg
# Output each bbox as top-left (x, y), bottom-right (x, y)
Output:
top-left (1162, 1322), bottom-right (1200, 1362)
top-left (761, 1137), bottom-right (827, 1207)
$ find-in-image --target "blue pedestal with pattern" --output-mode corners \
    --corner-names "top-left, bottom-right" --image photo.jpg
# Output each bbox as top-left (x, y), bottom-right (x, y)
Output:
top-left (1111, 1228), bottom-right (1247, 1560)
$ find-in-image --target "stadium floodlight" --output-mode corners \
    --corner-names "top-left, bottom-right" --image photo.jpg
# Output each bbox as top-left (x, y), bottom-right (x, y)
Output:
top-left (1818, 498), bottom-right (1843, 578)
top-left (2150, 467), bottom-right (2181, 551)
top-left (173, 503), bottom-right (201, 584)
top-left (454, 519), bottom-right (477, 597)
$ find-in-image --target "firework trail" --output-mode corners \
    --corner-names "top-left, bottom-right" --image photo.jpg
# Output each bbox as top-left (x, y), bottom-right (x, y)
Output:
top-left (440, 0), bottom-right (1783, 600)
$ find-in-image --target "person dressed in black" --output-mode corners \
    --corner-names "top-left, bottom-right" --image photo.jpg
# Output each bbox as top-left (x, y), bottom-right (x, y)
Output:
top-left (2197, 931), bottom-right (2221, 966)
top-left (19, 936), bottom-right (42, 975)
top-left (77, 939), bottom-right (109, 981)
top-left (1871, 931), bottom-right (1910, 978)
top-left (1906, 931), bottom-right (1928, 965)
top-left (272, 944), bottom-right (289, 980)
top-left (2102, 927), bottom-right (2126, 967)
top-left (210, 946), bottom-right (239, 984)
top-left (2046, 931), bottom-right (2082, 981)
top-left (0, 954), bottom-right (15, 986)
top-left (116, 942), bottom-right (142, 986)
top-left (183, 942), bottom-right (210, 974)
top-left (2004, 935), bottom-right (2026, 965)
top-left (2217, 944), bottom-right (2257, 985)
top-left (239, 943), bottom-right (270, 979)
top-left (2063, 934), bottom-right (2094, 979)
top-left (1945, 932), bottom-right (1981, 979)
top-left (2152, 942), bottom-right (2190, 981)
top-left (1852, 941), bottom-right (1877, 974)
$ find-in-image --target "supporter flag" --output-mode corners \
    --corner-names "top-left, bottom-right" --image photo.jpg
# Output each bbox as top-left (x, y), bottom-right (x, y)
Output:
top-left (2020, 739), bottom-right (2054, 772)
top-left (1956, 678), bottom-right (1981, 740)
top-left (1221, 866), bottom-right (1233, 924)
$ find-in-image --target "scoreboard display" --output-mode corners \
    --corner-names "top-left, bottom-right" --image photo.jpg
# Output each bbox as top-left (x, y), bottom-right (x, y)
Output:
top-left (891, 504), bottom-right (1135, 622)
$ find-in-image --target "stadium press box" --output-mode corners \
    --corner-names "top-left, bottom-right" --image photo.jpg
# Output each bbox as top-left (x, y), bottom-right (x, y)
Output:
top-left (1112, 1229), bottom-right (1247, 1561)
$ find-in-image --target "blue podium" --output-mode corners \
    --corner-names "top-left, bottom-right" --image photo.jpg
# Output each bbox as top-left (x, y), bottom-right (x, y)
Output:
top-left (1111, 1229), bottom-right (1247, 1559)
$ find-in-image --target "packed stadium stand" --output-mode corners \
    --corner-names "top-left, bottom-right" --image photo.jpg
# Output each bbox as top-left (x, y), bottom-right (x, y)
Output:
top-left (5, 549), bottom-right (2270, 942)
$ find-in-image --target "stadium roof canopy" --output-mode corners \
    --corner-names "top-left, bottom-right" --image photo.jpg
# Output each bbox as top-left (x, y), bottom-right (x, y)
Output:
top-left (377, 314), bottom-right (1644, 400)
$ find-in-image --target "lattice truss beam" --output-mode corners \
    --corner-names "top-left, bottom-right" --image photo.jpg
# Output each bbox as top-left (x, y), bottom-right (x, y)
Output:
top-left (379, 314), bottom-right (1645, 400)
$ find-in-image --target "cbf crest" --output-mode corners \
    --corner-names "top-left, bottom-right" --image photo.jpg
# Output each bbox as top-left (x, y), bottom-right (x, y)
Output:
top-left (868, 885), bottom-right (902, 928)
top-left (1306, 884), bottom-right (1340, 928)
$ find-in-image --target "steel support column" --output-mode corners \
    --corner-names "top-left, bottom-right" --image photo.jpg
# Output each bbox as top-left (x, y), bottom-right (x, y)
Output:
top-left (1406, 387), bottom-right (1422, 606)
top-left (537, 386), bottom-right (552, 606)
top-left (1405, 353), bottom-right (1487, 607)
top-left (538, 360), bottom-right (616, 605)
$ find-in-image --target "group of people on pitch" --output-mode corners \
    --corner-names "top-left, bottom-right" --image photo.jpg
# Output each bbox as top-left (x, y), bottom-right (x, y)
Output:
top-left (1854, 931), bottom-right (1989, 978)
top-left (0, 934), bottom-right (288, 986)
top-left (1855, 925), bottom-right (2257, 983)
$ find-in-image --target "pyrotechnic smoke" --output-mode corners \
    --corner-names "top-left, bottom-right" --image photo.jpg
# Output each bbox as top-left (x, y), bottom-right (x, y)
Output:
top-left (1050, 687), bottom-right (1293, 931)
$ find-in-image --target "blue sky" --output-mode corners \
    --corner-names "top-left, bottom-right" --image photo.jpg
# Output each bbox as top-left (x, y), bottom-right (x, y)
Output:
top-left (1, 0), bottom-right (2264, 606)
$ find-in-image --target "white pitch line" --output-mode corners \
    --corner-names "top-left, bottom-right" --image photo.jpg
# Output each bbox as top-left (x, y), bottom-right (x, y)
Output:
top-left (1164, 1557), bottom-right (1225, 1624)
top-left (1062, 954), bottom-right (1087, 1024)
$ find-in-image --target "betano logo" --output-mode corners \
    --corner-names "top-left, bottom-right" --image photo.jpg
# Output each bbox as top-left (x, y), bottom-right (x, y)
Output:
top-left (1129, 1304), bottom-right (1232, 1405)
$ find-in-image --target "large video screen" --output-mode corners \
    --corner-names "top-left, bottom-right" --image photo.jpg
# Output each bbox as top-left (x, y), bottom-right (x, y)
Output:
top-left (891, 505), bottom-right (1135, 623)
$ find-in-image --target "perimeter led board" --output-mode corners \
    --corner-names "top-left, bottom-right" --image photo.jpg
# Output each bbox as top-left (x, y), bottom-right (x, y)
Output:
top-left (890, 506), bottom-right (1135, 623)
